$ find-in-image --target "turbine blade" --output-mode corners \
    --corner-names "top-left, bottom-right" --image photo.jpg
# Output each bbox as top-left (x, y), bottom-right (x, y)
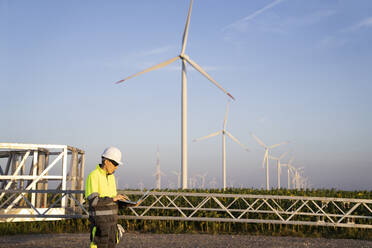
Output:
top-left (269, 141), bottom-right (289, 149)
top-left (115, 56), bottom-right (180, 84)
top-left (182, 55), bottom-right (235, 100)
top-left (193, 131), bottom-right (221, 142)
top-left (223, 101), bottom-right (230, 130)
top-left (288, 156), bottom-right (295, 166)
top-left (181, 0), bottom-right (193, 54)
top-left (251, 133), bottom-right (267, 148)
top-left (226, 131), bottom-right (249, 151)
top-left (279, 151), bottom-right (288, 160)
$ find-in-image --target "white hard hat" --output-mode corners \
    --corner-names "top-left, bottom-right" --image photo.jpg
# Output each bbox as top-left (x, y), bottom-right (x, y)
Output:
top-left (102, 147), bottom-right (123, 165)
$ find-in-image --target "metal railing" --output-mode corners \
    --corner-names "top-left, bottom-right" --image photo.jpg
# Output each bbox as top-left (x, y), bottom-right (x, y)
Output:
top-left (119, 191), bottom-right (372, 229)
top-left (1, 190), bottom-right (372, 229)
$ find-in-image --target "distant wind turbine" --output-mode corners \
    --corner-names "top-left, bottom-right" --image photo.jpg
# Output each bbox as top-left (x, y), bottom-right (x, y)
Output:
top-left (196, 173), bottom-right (207, 188)
top-left (284, 156), bottom-right (295, 189)
top-left (209, 177), bottom-right (217, 188)
top-left (301, 176), bottom-right (311, 189)
top-left (115, 0), bottom-right (234, 189)
top-left (138, 180), bottom-right (144, 191)
top-left (153, 146), bottom-right (165, 189)
top-left (292, 167), bottom-right (304, 190)
top-left (172, 170), bottom-right (181, 189)
top-left (228, 178), bottom-right (235, 188)
top-left (194, 101), bottom-right (249, 190)
top-left (285, 157), bottom-right (304, 190)
top-left (270, 152), bottom-right (287, 189)
top-left (251, 133), bottom-right (289, 190)
top-left (189, 175), bottom-right (197, 188)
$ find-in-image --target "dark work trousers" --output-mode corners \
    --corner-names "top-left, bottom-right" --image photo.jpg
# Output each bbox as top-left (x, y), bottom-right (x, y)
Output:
top-left (89, 198), bottom-right (118, 248)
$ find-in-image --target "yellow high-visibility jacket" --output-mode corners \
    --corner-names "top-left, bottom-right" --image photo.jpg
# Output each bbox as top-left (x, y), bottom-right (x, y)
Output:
top-left (85, 164), bottom-right (117, 199)
top-left (85, 164), bottom-right (119, 248)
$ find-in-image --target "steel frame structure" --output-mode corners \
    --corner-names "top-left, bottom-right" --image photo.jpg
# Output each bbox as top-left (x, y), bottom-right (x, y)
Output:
top-left (118, 191), bottom-right (372, 229)
top-left (0, 143), bottom-right (85, 222)
top-left (2, 190), bottom-right (371, 229)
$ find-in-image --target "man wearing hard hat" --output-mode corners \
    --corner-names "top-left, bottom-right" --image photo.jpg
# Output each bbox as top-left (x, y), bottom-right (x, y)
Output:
top-left (85, 147), bottom-right (127, 248)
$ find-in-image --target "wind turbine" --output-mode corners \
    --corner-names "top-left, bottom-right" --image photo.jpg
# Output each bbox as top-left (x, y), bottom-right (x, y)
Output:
top-left (138, 180), bottom-right (144, 191)
top-left (292, 167), bottom-right (304, 190)
top-left (301, 176), bottom-right (311, 189)
top-left (286, 159), bottom-right (304, 190)
top-left (251, 133), bottom-right (288, 190)
top-left (172, 170), bottom-right (181, 189)
top-left (282, 156), bottom-right (295, 189)
top-left (270, 152), bottom-right (287, 189)
top-left (193, 101), bottom-right (249, 190)
top-left (153, 146), bottom-right (165, 189)
top-left (209, 177), bottom-right (217, 188)
top-left (189, 175), bottom-right (197, 188)
top-left (290, 167), bottom-right (299, 189)
top-left (115, 0), bottom-right (234, 189)
top-left (196, 172), bottom-right (207, 188)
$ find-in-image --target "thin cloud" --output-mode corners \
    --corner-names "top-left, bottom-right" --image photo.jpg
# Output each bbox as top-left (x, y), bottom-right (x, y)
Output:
top-left (223, 0), bottom-right (285, 32)
top-left (257, 9), bottom-right (336, 34)
top-left (289, 9), bottom-right (336, 27)
top-left (357, 17), bottom-right (372, 28)
top-left (340, 16), bottom-right (372, 33)
top-left (318, 35), bottom-right (348, 48)
top-left (321, 16), bottom-right (372, 47)
top-left (258, 116), bottom-right (268, 124)
top-left (345, 16), bottom-right (372, 32)
top-left (137, 45), bottom-right (174, 57)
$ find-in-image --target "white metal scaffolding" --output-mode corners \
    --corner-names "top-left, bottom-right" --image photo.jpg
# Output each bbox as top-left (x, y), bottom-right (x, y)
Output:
top-left (0, 143), bottom-right (85, 222)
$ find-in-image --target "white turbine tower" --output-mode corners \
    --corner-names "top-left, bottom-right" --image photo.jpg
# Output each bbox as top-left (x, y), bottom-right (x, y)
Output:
top-left (251, 133), bottom-right (288, 190)
top-left (282, 156), bottom-right (294, 189)
top-left (193, 101), bottom-right (249, 190)
top-left (138, 180), bottom-right (144, 191)
top-left (115, 0), bottom-right (234, 189)
top-left (172, 170), bottom-right (181, 189)
top-left (270, 152), bottom-right (287, 189)
top-left (153, 147), bottom-right (165, 189)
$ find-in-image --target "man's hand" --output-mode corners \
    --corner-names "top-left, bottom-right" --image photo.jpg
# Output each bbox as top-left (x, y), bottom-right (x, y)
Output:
top-left (113, 194), bottom-right (129, 202)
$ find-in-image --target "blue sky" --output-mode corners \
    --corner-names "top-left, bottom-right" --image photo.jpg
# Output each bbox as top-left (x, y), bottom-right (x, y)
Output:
top-left (1, 0), bottom-right (371, 190)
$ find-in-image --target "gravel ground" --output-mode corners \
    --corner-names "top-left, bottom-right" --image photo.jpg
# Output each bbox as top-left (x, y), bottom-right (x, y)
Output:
top-left (0, 233), bottom-right (372, 248)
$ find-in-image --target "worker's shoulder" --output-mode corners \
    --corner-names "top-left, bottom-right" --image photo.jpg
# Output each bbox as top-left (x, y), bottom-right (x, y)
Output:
top-left (87, 165), bottom-right (102, 178)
